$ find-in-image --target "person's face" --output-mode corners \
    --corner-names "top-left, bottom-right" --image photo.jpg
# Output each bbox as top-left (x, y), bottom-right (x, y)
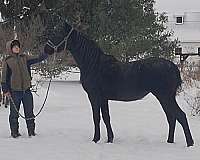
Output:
top-left (12, 45), bottom-right (20, 54)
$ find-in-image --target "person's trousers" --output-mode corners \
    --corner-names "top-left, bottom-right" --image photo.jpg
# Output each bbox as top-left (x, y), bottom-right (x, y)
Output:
top-left (9, 89), bottom-right (35, 133)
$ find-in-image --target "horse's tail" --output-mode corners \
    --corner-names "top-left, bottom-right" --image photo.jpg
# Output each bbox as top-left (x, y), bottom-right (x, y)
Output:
top-left (174, 64), bottom-right (183, 92)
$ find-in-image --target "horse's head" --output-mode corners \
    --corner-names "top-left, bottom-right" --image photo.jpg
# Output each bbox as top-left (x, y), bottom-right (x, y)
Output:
top-left (44, 21), bottom-right (73, 55)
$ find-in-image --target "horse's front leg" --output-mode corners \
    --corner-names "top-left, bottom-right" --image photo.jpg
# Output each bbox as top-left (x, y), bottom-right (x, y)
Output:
top-left (101, 99), bottom-right (114, 143)
top-left (88, 94), bottom-right (101, 143)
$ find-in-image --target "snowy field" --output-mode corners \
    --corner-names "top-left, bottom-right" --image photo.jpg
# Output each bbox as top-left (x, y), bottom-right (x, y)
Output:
top-left (0, 74), bottom-right (200, 160)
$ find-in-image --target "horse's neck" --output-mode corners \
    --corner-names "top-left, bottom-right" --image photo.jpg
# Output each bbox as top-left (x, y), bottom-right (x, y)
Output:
top-left (68, 31), bottom-right (101, 74)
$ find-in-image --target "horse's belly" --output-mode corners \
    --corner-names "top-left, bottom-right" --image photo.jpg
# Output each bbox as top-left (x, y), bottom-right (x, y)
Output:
top-left (104, 87), bottom-right (149, 101)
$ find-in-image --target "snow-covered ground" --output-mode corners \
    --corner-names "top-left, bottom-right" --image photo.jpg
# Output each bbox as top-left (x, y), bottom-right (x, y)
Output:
top-left (0, 73), bottom-right (200, 160)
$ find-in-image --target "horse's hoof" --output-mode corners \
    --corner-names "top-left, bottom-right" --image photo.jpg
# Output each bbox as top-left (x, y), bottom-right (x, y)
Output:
top-left (107, 137), bottom-right (114, 143)
top-left (92, 138), bottom-right (100, 143)
top-left (187, 144), bottom-right (194, 147)
top-left (187, 141), bottom-right (194, 147)
top-left (167, 139), bottom-right (174, 143)
top-left (107, 139), bottom-right (113, 143)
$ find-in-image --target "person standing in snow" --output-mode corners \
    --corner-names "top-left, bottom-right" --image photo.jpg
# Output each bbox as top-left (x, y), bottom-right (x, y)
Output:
top-left (1, 39), bottom-right (48, 138)
top-left (0, 67), bottom-right (9, 108)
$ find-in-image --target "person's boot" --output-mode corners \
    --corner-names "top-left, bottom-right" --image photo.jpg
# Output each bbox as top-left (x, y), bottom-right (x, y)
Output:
top-left (11, 131), bottom-right (21, 138)
top-left (28, 128), bottom-right (36, 137)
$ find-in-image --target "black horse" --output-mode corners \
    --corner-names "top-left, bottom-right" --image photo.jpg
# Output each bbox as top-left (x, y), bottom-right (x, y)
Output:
top-left (44, 22), bottom-right (194, 147)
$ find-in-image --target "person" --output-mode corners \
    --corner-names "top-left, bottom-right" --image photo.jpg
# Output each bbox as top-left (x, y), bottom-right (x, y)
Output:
top-left (1, 39), bottom-right (48, 138)
top-left (0, 88), bottom-right (2, 107)
top-left (0, 89), bottom-right (9, 108)
top-left (0, 67), bottom-right (9, 108)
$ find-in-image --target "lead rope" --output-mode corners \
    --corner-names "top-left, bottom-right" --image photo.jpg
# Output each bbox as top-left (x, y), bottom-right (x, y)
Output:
top-left (8, 78), bottom-right (52, 120)
top-left (8, 20), bottom-right (73, 120)
top-left (8, 53), bottom-right (57, 121)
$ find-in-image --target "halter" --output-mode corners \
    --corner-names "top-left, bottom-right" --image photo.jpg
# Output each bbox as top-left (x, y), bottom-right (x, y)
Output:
top-left (46, 27), bottom-right (74, 53)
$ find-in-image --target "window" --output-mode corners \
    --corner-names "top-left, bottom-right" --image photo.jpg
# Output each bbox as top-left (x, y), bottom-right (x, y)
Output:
top-left (175, 47), bottom-right (182, 55)
top-left (198, 47), bottom-right (200, 55)
top-left (176, 16), bottom-right (184, 24)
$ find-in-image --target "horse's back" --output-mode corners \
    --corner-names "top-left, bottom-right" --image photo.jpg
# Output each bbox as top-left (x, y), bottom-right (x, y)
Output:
top-left (98, 57), bottom-right (181, 100)
top-left (98, 56), bottom-right (149, 101)
top-left (138, 57), bottom-right (182, 94)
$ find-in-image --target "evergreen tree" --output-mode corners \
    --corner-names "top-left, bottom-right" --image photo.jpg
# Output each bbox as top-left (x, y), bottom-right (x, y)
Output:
top-left (43, 0), bottom-right (177, 61)
top-left (0, 0), bottom-right (177, 73)
top-left (0, 0), bottom-right (45, 45)
top-left (0, 0), bottom-right (43, 24)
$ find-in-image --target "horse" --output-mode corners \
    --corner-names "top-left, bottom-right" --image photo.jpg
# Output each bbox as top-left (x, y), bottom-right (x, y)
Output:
top-left (44, 21), bottom-right (194, 147)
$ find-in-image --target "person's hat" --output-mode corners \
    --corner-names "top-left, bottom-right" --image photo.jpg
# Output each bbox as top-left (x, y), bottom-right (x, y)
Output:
top-left (10, 39), bottom-right (20, 49)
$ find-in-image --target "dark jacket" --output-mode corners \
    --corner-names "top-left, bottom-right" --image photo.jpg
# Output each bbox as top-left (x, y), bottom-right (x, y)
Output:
top-left (1, 53), bottom-right (48, 92)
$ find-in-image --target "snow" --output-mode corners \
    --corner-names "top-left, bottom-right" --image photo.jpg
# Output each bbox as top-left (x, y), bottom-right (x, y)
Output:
top-left (0, 73), bottom-right (200, 160)
top-left (32, 67), bottom-right (80, 83)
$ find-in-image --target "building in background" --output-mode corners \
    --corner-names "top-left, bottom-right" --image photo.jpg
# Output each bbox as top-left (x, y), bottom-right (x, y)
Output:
top-left (167, 12), bottom-right (200, 55)
top-left (155, 0), bottom-right (200, 62)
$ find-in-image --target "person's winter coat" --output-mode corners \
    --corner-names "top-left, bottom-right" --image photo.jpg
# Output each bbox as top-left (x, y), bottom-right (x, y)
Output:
top-left (1, 41), bottom-right (48, 92)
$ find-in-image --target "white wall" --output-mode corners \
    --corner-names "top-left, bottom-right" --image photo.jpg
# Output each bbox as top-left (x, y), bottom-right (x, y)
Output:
top-left (155, 1), bottom-right (200, 59)
top-left (166, 12), bottom-right (200, 54)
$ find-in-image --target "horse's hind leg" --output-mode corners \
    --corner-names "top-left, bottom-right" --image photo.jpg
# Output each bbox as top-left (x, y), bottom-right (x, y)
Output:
top-left (101, 99), bottom-right (114, 143)
top-left (155, 95), bottom-right (176, 143)
top-left (155, 93), bottom-right (194, 146)
top-left (88, 93), bottom-right (101, 143)
top-left (172, 99), bottom-right (194, 146)
top-left (162, 104), bottom-right (176, 143)
top-left (166, 114), bottom-right (176, 143)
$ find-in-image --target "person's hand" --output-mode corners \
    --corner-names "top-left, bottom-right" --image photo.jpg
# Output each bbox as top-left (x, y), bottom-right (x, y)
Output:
top-left (4, 92), bottom-right (11, 97)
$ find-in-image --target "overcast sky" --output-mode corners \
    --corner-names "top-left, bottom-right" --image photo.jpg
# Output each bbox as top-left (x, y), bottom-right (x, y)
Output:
top-left (155, 0), bottom-right (200, 13)
top-left (0, 1), bottom-right (199, 20)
